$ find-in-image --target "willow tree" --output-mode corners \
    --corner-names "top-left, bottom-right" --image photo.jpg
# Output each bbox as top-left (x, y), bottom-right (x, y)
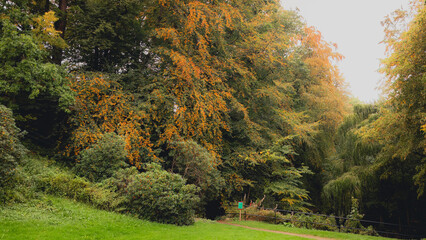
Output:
top-left (321, 104), bottom-right (380, 216)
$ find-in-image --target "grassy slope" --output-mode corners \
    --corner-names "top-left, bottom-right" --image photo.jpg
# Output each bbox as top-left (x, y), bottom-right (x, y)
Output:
top-left (229, 221), bottom-right (392, 240)
top-left (0, 196), bottom-right (308, 240)
top-left (0, 196), bottom-right (394, 240)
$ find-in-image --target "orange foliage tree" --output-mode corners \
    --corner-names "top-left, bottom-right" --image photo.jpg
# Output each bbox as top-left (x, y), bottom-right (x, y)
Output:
top-left (142, 0), bottom-right (244, 161)
top-left (301, 26), bottom-right (348, 134)
top-left (66, 74), bottom-right (154, 168)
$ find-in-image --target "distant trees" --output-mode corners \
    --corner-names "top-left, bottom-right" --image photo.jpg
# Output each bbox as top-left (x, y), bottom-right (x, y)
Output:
top-left (320, 0), bottom-right (425, 229)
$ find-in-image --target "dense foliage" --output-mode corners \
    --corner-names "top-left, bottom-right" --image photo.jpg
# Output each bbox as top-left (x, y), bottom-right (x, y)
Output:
top-left (75, 132), bottom-right (127, 182)
top-left (0, 0), bottom-right (424, 234)
top-left (0, 105), bottom-right (27, 201)
top-left (125, 164), bottom-right (200, 225)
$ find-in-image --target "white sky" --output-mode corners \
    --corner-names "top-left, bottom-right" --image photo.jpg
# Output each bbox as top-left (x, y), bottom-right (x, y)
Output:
top-left (280, 0), bottom-right (410, 103)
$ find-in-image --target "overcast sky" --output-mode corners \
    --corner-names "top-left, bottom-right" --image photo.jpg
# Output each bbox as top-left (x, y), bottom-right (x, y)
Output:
top-left (280, 0), bottom-right (410, 103)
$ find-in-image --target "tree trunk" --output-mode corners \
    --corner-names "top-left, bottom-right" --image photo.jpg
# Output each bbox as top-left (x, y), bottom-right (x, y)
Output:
top-left (56, 0), bottom-right (67, 38)
top-left (52, 0), bottom-right (68, 64)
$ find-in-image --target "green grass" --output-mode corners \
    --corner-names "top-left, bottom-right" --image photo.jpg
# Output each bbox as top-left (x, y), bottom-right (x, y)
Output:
top-left (229, 220), bottom-right (392, 240)
top-left (0, 196), bottom-right (394, 240)
top-left (0, 196), bottom-right (310, 240)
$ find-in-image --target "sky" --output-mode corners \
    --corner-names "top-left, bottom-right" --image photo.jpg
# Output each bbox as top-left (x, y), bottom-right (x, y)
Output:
top-left (280, 0), bottom-right (410, 103)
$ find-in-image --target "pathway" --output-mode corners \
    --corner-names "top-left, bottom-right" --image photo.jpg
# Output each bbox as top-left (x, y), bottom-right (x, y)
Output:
top-left (217, 221), bottom-right (336, 240)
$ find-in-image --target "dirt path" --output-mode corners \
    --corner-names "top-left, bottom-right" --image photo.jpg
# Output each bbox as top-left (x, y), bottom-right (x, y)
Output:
top-left (217, 221), bottom-right (336, 240)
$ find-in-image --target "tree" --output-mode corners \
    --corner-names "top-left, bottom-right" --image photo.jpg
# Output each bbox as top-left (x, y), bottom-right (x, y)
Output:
top-left (169, 140), bottom-right (224, 207)
top-left (64, 0), bottom-right (148, 72)
top-left (66, 74), bottom-right (154, 168)
top-left (0, 14), bottom-right (73, 146)
top-left (0, 105), bottom-right (27, 202)
top-left (358, 0), bottom-right (425, 197)
top-left (321, 104), bottom-right (380, 216)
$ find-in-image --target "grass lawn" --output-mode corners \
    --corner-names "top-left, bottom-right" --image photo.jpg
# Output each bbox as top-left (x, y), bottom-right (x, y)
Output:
top-left (0, 196), bottom-right (310, 240)
top-left (0, 196), bottom-right (394, 240)
top-left (228, 220), bottom-right (392, 240)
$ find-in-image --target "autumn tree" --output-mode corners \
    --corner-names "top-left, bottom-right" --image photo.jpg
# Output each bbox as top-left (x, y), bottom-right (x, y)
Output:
top-left (66, 74), bottom-right (153, 168)
top-left (358, 0), bottom-right (425, 197)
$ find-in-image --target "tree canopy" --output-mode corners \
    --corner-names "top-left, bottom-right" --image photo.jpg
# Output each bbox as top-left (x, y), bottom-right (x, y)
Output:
top-left (1, 0), bottom-right (424, 233)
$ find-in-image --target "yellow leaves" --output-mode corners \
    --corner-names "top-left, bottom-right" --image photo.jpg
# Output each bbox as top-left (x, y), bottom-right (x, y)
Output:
top-left (299, 25), bottom-right (349, 133)
top-left (187, 2), bottom-right (211, 36)
top-left (32, 11), bottom-right (67, 49)
top-left (155, 28), bottom-right (181, 47)
top-left (421, 123), bottom-right (426, 134)
top-left (157, 0), bottom-right (178, 7)
top-left (219, 2), bottom-right (241, 29)
top-left (151, 1), bottom-right (234, 158)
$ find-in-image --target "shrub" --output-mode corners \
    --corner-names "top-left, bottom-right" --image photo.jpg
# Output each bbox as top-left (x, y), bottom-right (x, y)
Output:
top-left (14, 155), bottom-right (119, 210)
top-left (39, 169), bottom-right (122, 210)
top-left (283, 213), bottom-right (338, 231)
top-left (75, 132), bottom-right (127, 182)
top-left (240, 205), bottom-right (286, 224)
top-left (0, 105), bottom-right (27, 202)
top-left (98, 167), bottom-right (140, 211)
top-left (126, 164), bottom-right (200, 225)
top-left (342, 198), bottom-right (377, 236)
top-left (170, 140), bottom-right (224, 205)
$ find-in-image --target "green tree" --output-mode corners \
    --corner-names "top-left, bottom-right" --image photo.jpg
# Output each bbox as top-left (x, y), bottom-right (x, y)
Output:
top-left (169, 140), bottom-right (224, 205)
top-left (0, 16), bottom-right (73, 147)
top-left (321, 104), bottom-right (380, 216)
top-left (0, 105), bottom-right (27, 202)
top-left (65, 0), bottom-right (148, 72)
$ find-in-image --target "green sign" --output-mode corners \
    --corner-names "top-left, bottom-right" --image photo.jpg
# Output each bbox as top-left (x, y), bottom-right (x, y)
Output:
top-left (238, 202), bottom-right (244, 210)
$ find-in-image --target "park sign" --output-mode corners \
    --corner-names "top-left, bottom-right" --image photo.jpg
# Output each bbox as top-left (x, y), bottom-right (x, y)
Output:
top-left (238, 201), bottom-right (244, 210)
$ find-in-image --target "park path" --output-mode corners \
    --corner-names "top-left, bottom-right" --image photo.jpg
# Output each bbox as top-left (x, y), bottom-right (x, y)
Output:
top-left (217, 221), bottom-right (336, 240)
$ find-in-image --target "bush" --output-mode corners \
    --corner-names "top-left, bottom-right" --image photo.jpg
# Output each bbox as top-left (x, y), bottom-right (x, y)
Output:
top-left (39, 169), bottom-right (121, 210)
top-left (125, 164), bottom-right (200, 225)
top-left (241, 205), bottom-right (286, 224)
top-left (170, 140), bottom-right (224, 203)
top-left (0, 105), bottom-right (27, 202)
top-left (342, 198), bottom-right (377, 236)
top-left (283, 213), bottom-right (338, 231)
top-left (75, 132), bottom-right (127, 182)
top-left (98, 167), bottom-right (140, 212)
top-left (236, 203), bottom-right (337, 231)
top-left (14, 155), bottom-right (119, 210)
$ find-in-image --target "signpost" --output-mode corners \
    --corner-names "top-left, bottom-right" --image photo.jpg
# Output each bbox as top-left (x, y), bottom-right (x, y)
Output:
top-left (238, 201), bottom-right (243, 221)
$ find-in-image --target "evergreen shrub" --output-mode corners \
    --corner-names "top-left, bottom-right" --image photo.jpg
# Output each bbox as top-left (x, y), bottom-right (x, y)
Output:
top-left (75, 132), bottom-right (127, 182)
top-left (283, 213), bottom-right (338, 231)
top-left (125, 164), bottom-right (200, 225)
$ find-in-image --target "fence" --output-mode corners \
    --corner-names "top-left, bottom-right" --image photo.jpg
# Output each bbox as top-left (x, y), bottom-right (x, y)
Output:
top-left (228, 206), bottom-right (425, 239)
